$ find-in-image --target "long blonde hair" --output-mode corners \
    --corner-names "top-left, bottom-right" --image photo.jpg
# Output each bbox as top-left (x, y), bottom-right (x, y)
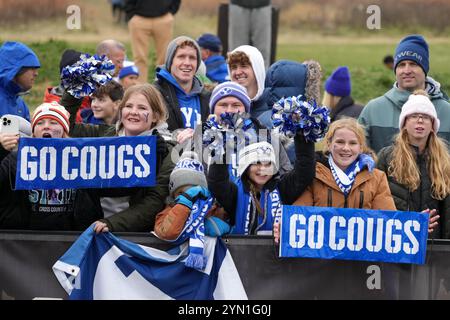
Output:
top-left (322, 91), bottom-right (341, 110)
top-left (323, 118), bottom-right (376, 161)
top-left (388, 129), bottom-right (450, 200)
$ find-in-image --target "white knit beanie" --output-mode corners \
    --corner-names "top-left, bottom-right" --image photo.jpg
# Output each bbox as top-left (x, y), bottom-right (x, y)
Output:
top-left (399, 93), bottom-right (440, 132)
top-left (237, 141), bottom-right (278, 177)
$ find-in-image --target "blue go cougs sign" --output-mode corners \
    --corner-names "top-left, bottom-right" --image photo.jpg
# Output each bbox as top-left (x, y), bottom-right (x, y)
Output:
top-left (279, 205), bottom-right (429, 264)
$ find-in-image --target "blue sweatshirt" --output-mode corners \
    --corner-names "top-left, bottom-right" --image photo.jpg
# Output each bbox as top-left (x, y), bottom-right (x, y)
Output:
top-left (0, 42), bottom-right (40, 121)
top-left (156, 68), bottom-right (203, 129)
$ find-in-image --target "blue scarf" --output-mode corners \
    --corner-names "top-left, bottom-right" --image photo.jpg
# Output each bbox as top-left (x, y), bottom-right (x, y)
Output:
top-left (329, 154), bottom-right (375, 196)
top-left (171, 197), bottom-right (214, 270)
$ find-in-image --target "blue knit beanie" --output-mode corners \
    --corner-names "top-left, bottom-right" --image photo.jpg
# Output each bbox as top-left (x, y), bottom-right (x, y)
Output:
top-left (197, 33), bottom-right (222, 53)
top-left (325, 66), bottom-right (351, 97)
top-left (394, 34), bottom-right (429, 74)
top-left (209, 81), bottom-right (251, 113)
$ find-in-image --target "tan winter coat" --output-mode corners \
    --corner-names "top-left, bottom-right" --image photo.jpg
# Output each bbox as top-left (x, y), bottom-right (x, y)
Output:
top-left (294, 158), bottom-right (396, 210)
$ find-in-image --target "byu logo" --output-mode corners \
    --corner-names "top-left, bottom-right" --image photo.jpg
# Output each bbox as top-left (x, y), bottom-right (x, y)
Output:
top-left (257, 146), bottom-right (272, 155)
top-left (219, 88), bottom-right (233, 96)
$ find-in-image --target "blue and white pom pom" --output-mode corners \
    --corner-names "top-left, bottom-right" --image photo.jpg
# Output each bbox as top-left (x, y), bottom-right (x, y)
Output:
top-left (202, 113), bottom-right (257, 155)
top-left (272, 95), bottom-right (330, 142)
top-left (220, 112), bottom-right (255, 131)
top-left (202, 115), bottom-right (225, 155)
top-left (61, 54), bottom-right (115, 98)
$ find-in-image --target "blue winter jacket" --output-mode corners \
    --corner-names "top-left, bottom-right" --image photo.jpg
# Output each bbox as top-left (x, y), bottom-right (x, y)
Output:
top-left (0, 42), bottom-right (40, 121)
top-left (256, 60), bottom-right (309, 128)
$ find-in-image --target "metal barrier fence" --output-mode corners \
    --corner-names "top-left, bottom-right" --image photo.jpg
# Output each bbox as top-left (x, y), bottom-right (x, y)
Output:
top-left (1, 230), bottom-right (450, 300)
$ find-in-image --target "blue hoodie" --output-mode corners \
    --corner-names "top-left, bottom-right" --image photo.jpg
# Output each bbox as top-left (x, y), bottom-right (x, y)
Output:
top-left (0, 42), bottom-right (40, 121)
top-left (156, 67), bottom-right (203, 129)
top-left (204, 55), bottom-right (229, 83)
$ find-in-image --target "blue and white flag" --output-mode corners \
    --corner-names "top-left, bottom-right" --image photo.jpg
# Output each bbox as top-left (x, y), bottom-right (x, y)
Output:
top-left (52, 227), bottom-right (247, 300)
top-left (15, 136), bottom-right (156, 190)
top-left (280, 205), bottom-right (429, 264)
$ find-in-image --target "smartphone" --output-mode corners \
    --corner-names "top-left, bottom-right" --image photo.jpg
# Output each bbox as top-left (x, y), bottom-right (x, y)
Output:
top-left (0, 115), bottom-right (20, 135)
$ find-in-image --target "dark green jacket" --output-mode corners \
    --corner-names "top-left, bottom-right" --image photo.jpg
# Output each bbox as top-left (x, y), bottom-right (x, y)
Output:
top-left (377, 145), bottom-right (450, 239)
top-left (358, 77), bottom-right (450, 153)
top-left (60, 93), bottom-right (175, 232)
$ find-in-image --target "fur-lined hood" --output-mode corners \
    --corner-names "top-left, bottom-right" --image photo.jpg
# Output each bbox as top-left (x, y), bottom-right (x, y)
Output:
top-left (257, 60), bottom-right (323, 159)
top-left (262, 59), bottom-right (322, 107)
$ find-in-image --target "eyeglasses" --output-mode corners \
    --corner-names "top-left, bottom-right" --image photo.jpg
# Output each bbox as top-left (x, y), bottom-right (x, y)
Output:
top-left (407, 113), bottom-right (432, 122)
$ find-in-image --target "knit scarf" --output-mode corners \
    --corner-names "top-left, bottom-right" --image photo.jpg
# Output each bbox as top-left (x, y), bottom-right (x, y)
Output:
top-left (173, 197), bottom-right (214, 270)
top-left (328, 154), bottom-right (375, 196)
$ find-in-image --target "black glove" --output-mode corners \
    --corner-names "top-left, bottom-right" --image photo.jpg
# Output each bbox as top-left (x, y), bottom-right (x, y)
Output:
top-left (153, 130), bottom-right (169, 175)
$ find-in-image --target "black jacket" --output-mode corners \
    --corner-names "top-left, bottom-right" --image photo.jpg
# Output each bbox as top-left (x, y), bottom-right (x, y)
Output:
top-left (207, 133), bottom-right (315, 223)
top-left (125, 0), bottom-right (180, 18)
top-left (330, 96), bottom-right (363, 122)
top-left (377, 145), bottom-right (450, 239)
top-left (59, 92), bottom-right (175, 232)
top-left (0, 150), bottom-right (101, 230)
top-left (154, 77), bottom-right (211, 132)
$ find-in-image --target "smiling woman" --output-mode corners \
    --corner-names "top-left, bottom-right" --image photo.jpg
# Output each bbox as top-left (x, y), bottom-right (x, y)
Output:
top-left (57, 83), bottom-right (175, 233)
top-left (116, 84), bottom-right (168, 137)
top-left (293, 118), bottom-right (396, 210)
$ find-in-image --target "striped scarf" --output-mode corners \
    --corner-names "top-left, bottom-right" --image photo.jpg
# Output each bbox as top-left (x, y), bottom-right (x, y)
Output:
top-left (329, 154), bottom-right (375, 196)
top-left (172, 197), bottom-right (214, 270)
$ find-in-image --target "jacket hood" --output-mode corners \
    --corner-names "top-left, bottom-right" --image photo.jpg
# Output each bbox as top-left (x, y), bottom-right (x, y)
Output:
top-left (388, 76), bottom-right (446, 111)
top-left (156, 66), bottom-right (204, 95)
top-left (262, 60), bottom-right (322, 109)
top-left (0, 42), bottom-right (40, 95)
top-left (229, 45), bottom-right (266, 101)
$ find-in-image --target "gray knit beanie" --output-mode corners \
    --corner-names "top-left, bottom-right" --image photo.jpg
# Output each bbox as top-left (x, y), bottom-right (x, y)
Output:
top-left (169, 151), bottom-right (207, 196)
top-left (164, 36), bottom-right (201, 72)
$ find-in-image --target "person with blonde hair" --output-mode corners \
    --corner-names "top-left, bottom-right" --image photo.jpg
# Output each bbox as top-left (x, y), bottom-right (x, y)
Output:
top-left (292, 118), bottom-right (395, 209)
top-left (60, 83), bottom-right (175, 233)
top-left (377, 90), bottom-right (449, 238)
top-left (274, 118), bottom-right (399, 242)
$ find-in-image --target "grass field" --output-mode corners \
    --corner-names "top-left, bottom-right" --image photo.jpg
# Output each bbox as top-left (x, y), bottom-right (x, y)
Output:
top-left (1, 0), bottom-right (449, 111)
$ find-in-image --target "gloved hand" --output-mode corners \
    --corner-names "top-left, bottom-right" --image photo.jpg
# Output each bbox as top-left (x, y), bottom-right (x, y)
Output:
top-left (205, 216), bottom-right (231, 237)
top-left (175, 186), bottom-right (210, 209)
top-left (153, 130), bottom-right (169, 174)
